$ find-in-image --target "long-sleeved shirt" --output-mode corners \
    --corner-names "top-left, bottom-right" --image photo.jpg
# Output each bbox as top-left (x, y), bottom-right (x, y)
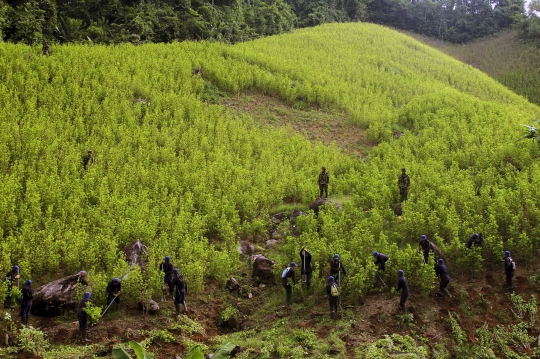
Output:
top-left (504, 257), bottom-right (515, 274)
top-left (318, 171), bottom-right (329, 185)
top-left (281, 267), bottom-right (296, 286)
top-left (21, 285), bottom-right (33, 306)
top-left (106, 280), bottom-right (121, 295)
top-left (172, 275), bottom-right (188, 296)
top-left (435, 264), bottom-right (450, 281)
top-left (398, 173), bottom-right (410, 188)
top-left (397, 276), bottom-right (409, 295)
top-left (419, 239), bottom-right (430, 254)
top-left (330, 260), bottom-right (346, 276)
top-left (375, 253), bottom-right (389, 267)
top-left (299, 249), bottom-right (313, 274)
top-left (76, 298), bottom-right (93, 317)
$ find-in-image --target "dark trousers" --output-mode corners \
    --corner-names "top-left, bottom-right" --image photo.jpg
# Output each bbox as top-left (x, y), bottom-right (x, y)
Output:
top-left (319, 184), bottom-right (328, 199)
top-left (283, 284), bottom-right (292, 304)
top-left (174, 292), bottom-right (185, 307)
top-left (399, 188), bottom-right (408, 202)
top-left (107, 293), bottom-right (120, 305)
top-left (400, 292), bottom-right (409, 311)
top-left (78, 315), bottom-right (88, 330)
top-left (506, 271), bottom-right (514, 289)
top-left (329, 296), bottom-right (339, 313)
top-left (440, 278), bottom-right (450, 291)
top-left (301, 272), bottom-right (312, 288)
top-left (423, 252), bottom-right (429, 264)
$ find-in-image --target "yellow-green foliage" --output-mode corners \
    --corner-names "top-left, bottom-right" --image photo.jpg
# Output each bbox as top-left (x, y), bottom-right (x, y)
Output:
top-left (1, 23), bottom-right (540, 301)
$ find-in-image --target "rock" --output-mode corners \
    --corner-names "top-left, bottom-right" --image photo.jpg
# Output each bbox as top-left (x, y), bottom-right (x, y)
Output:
top-left (137, 299), bottom-right (160, 314)
top-left (251, 287), bottom-right (261, 297)
top-left (122, 239), bottom-right (148, 270)
top-left (248, 293), bottom-right (252, 299)
top-left (309, 199), bottom-right (327, 216)
top-left (271, 212), bottom-right (288, 224)
top-left (226, 277), bottom-right (241, 292)
top-left (32, 271), bottom-right (88, 316)
top-left (290, 209), bottom-right (306, 224)
top-left (252, 256), bottom-right (275, 284)
top-left (266, 239), bottom-right (278, 249)
top-left (238, 241), bottom-right (255, 255)
top-left (271, 230), bottom-right (282, 240)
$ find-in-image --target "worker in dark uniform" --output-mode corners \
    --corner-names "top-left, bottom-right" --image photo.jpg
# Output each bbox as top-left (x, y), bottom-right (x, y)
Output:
top-left (106, 278), bottom-right (121, 307)
top-left (3, 265), bottom-right (19, 309)
top-left (419, 235), bottom-right (430, 264)
top-left (396, 270), bottom-right (409, 314)
top-left (330, 254), bottom-right (346, 285)
top-left (281, 262), bottom-right (297, 306)
top-left (171, 268), bottom-right (188, 315)
top-left (373, 251), bottom-right (389, 271)
top-left (326, 276), bottom-right (339, 316)
top-left (466, 233), bottom-right (484, 249)
top-left (504, 251), bottom-right (515, 293)
top-left (299, 246), bottom-right (313, 288)
top-left (159, 256), bottom-right (174, 299)
top-left (20, 280), bottom-right (33, 325)
top-left (82, 150), bottom-right (94, 170)
top-left (435, 259), bottom-right (451, 297)
top-left (76, 292), bottom-right (93, 342)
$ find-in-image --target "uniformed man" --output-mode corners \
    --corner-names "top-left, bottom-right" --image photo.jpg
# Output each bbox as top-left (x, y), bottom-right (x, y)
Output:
top-left (373, 251), bottom-right (389, 271)
top-left (504, 251), bottom-right (515, 292)
top-left (3, 265), bottom-right (19, 309)
top-left (42, 40), bottom-right (50, 56)
top-left (396, 270), bottom-right (409, 314)
top-left (159, 256), bottom-right (174, 298)
top-left (82, 150), bottom-right (94, 170)
top-left (419, 235), bottom-right (430, 264)
top-left (281, 262), bottom-right (297, 306)
top-left (76, 292), bottom-right (92, 342)
top-left (398, 168), bottom-right (410, 202)
top-left (329, 254), bottom-right (346, 285)
top-left (318, 166), bottom-right (330, 199)
top-left (435, 259), bottom-right (451, 297)
top-left (299, 246), bottom-right (313, 288)
top-left (326, 276), bottom-right (339, 316)
top-left (171, 268), bottom-right (188, 315)
top-left (20, 280), bottom-right (33, 325)
top-left (106, 278), bottom-right (121, 307)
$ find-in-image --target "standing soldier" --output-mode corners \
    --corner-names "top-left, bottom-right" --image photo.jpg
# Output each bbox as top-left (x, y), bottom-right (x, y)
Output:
top-left (326, 276), bottom-right (339, 316)
top-left (318, 166), bottom-right (329, 199)
top-left (299, 246), bottom-right (313, 289)
top-left (398, 168), bottom-right (410, 202)
top-left (373, 251), bottom-right (389, 271)
top-left (281, 262), bottom-right (297, 306)
top-left (42, 40), bottom-right (50, 56)
top-left (20, 280), bottom-right (33, 326)
top-left (159, 256), bottom-right (174, 300)
top-left (76, 292), bottom-right (92, 342)
top-left (3, 265), bottom-right (19, 309)
top-left (435, 259), bottom-right (451, 297)
top-left (82, 150), bottom-right (94, 170)
top-left (504, 251), bottom-right (515, 293)
top-left (396, 270), bottom-right (409, 314)
top-left (171, 268), bottom-right (188, 315)
top-left (419, 235), bottom-right (430, 264)
top-left (106, 278), bottom-right (121, 308)
top-left (329, 254), bottom-right (346, 285)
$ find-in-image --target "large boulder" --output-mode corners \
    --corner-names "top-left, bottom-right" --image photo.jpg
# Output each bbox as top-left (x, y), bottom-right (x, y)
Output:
top-left (137, 299), bottom-right (160, 314)
top-left (122, 239), bottom-right (148, 270)
top-left (266, 239), bottom-right (278, 249)
top-left (226, 277), bottom-right (241, 292)
top-left (309, 198), bottom-right (327, 216)
top-left (32, 271), bottom-right (88, 316)
top-left (252, 256), bottom-right (275, 284)
top-left (271, 212), bottom-right (288, 224)
top-left (290, 209), bottom-right (306, 224)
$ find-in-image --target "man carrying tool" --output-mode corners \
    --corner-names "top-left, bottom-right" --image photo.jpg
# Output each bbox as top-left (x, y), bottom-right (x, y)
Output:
top-left (396, 270), bottom-right (409, 314)
top-left (159, 256), bottom-right (174, 300)
top-left (20, 280), bottom-right (33, 326)
top-left (171, 268), bottom-right (188, 315)
top-left (299, 246), bottom-right (313, 289)
top-left (77, 292), bottom-right (93, 342)
top-left (435, 259), bottom-right (451, 297)
top-left (106, 278), bottom-right (121, 308)
top-left (419, 235), bottom-right (430, 264)
top-left (3, 265), bottom-right (19, 309)
top-left (326, 276), bottom-right (339, 317)
top-left (330, 254), bottom-right (346, 285)
top-left (281, 262), bottom-right (297, 306)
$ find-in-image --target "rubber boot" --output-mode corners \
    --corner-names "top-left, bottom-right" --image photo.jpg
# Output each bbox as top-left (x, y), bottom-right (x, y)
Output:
top-left (443, 288), bottom-right (451, 297)
top-left (175, 305), bottom-right (180, 315)
top-left (400, 304), bottom-right (406, 314)
top-left (81, 329), bottom-right (90, 342)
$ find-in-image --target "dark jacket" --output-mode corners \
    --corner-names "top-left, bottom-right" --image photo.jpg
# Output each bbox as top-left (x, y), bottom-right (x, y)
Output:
top-left (281, 267), bottom-right (296, 286)
top-left (318, 171), bottom-right (329, 185)
top-left (172, 274), bottom-right (188, 295)
top-left (435, 264), bottom-right (450, 281)
top-left (106, 280), bottom-right (121, 295)
top-left (21, 285), bottom-right (33, 306)
top-left (504, 257), bottom-right (515, 274)
top-left (330, 260), bottom-right (346, 276)
top-left (375, 253), bottom-right (389, 266)
top-left (397, 276), bottom-right (409, 295)
top-left (419, 239), bottom-right (430, 254)
top-left (76, 298), bottom-right (93, 318)
top-left (398, 173), bottom-right (410, 188)
top-left (299, 249), bottom-right (313, 274)
top-left (466, 234), bottom-right (484, 249)
top-left (160, 262), bottom-right (173, 279)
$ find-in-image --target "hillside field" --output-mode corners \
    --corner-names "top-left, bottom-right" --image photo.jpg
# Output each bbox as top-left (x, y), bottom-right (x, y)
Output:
top-left (1, 23), bottom-right (540, 358)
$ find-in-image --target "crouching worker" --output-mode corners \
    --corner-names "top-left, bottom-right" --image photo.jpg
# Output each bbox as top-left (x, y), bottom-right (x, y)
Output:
top-left (171, 268), bottom-right (188, 315)
top-left (326, 276), bottom-right (339, 316)
top-left (77, 292), bottom-right (92, 342)
top-left (106, 278), bottom-right (121, 307)
top-left (20, 280), bottom-right (33, 326)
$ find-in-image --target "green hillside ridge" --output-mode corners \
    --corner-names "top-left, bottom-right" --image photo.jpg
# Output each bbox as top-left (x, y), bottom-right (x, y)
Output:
top-left (0, 23), bottom-right (540, 357)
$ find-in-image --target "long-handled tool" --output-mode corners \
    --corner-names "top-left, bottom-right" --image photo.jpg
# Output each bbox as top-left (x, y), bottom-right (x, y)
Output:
top-left (101, 295), bottom-right (117, 317)
top-left (301, 248), bottom-right (307, 283)
top-left (376, 272), bottom-right (389, 289)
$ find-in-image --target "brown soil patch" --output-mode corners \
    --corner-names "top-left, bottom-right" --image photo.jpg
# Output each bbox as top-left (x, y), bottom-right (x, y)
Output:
top-left (223, 93), bottom-right (375, 157)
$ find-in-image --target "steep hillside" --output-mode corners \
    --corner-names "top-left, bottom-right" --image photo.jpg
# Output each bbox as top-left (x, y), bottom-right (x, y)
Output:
top-left (0, 23), bottom-right (539, 358)
top-left (411, 30), bottom-right (540, 106)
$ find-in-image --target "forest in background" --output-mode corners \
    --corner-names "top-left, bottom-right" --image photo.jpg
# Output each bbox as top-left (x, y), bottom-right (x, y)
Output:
top-left (0, 0), bottom-right (531, 44)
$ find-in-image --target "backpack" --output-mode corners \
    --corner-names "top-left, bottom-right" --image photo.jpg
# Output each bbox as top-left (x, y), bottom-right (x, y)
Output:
top-left (282, 267), bottom-right (290, 278)
top-left (330, 283), bottom-right (339, 297)
top-left (511, 259), bottom-right (516, 270)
